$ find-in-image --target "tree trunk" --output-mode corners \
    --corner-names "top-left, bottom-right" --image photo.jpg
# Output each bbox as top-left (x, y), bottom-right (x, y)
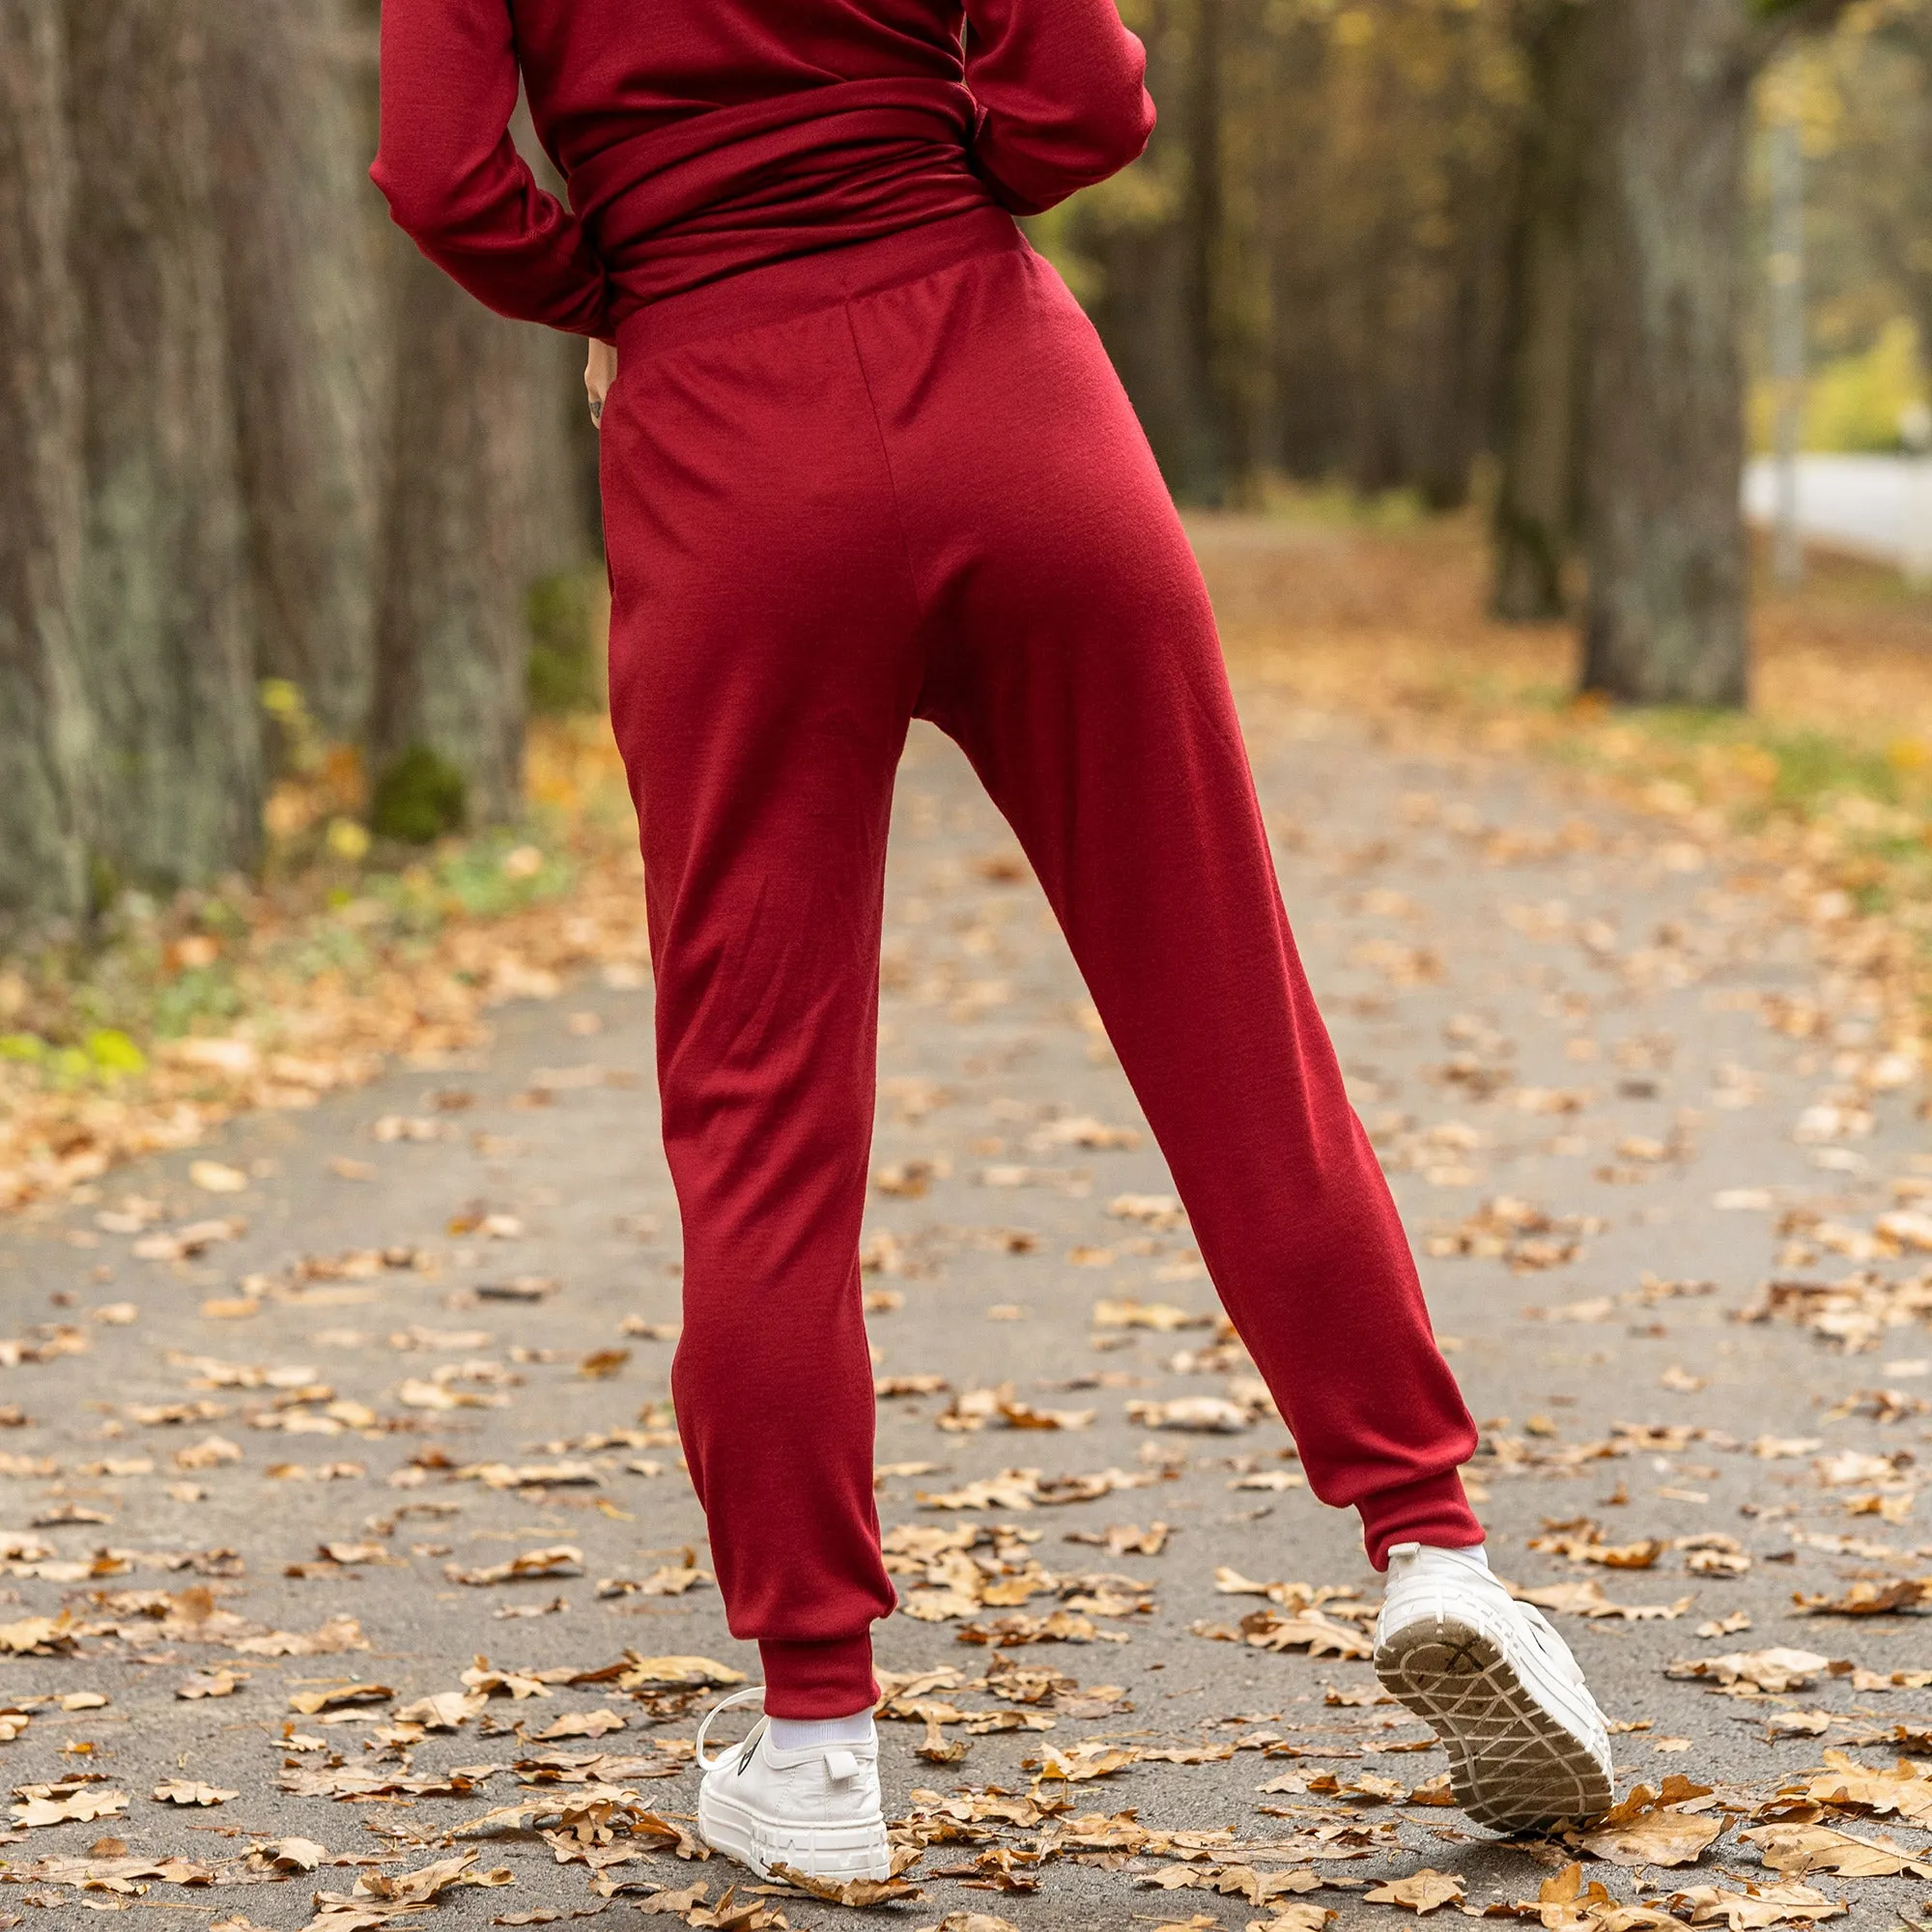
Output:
top-left (1491, 0), bottom-right (1594, 621)
top-left (368, 239), bottom-right (539, 838)
top-left (1264, 13), bottom-right (1347, 483)
top-left (0, 0), bottom-right (89, 928)
top-left (1181, 0), bottom-right (1230, 502)
top-left (207, 0), bottom-right (379, 743)
top-left (1579, 0), bottom-right (1752, 707)
top-left (66, 0), bottom-right (264, 891)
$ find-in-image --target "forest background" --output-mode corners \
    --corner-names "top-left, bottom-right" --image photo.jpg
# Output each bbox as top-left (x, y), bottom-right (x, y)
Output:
top-left (2, 0), bottom-right (1931, 1196)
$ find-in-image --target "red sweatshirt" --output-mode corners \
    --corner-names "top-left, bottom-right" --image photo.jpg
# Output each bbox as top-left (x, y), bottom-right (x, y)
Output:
top-left (371, 0), bottom-right (1155, 339)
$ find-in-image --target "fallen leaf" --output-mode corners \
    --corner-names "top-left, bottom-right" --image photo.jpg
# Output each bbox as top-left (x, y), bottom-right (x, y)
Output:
top-left (1363, 1868), bottom-right (1464, 1914)
top-left (1035, 1740), bottom-right (1142, 1781)
top-left (527, 1709), bottom-right (627, 1741)
top-left (614, 1655), bottom-right (748, 1690)
top-left (1666, 1650), bottom-right (1834, 1694)
top-left (10, 1785), bottom-right (128, 1828)
top-left (1741, 1821), bottom-right (1932, 1879)
top-left (445, 1546), bottom-right (583, 1586)
top-left (288, 1683), bottom-right (392, 1715)
top-left (1794, 1578), bottom-right (1932, 1616)
top-left (1664, 1879), bottom-right (1848, 1927)
top-left (1127, 1396), bottom-right (1252, 1434)
top-left (154, 1779), bottom-right (238, 1805)
top-left (265, 1837), bottom-right (327, 1871)
top-left (769, 1863), bottom-right (923, 1906)
top-left (1798, 1750), bottom-right (1932, 1823)
top-left (1575, 1777), bottom-right (1723, 1867)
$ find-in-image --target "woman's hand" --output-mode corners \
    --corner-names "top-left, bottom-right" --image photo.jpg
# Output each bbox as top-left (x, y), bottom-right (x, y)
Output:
top-left (586, 338), bottom-right (617, 427)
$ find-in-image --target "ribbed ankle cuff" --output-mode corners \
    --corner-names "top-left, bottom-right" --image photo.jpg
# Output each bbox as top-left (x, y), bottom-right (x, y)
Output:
top-left (758, 1634), bottom-right (878, 1719)
top-left (1358, 1467), bottom-right (1484, 1571)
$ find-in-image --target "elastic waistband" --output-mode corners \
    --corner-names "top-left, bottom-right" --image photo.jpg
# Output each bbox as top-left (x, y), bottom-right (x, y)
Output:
top-left (613, 204), bottom-right (1027, 361)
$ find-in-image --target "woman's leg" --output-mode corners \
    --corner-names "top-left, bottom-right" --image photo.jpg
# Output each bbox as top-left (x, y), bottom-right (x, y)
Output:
top-left (601, 303), bottom-right (923, 1717)
top-left (847, 244), bottom-right (1482, 1561)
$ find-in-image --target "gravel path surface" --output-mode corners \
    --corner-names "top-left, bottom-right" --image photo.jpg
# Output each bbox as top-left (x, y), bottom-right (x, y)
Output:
top-left (3, 664), bottom-right (1930, 1928)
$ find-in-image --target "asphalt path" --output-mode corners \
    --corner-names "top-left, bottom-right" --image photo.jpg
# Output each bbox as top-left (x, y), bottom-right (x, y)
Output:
top-left (3, 656), bottom-right (1930, 1926)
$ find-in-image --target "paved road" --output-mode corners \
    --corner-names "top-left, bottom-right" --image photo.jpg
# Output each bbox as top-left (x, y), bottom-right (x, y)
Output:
top-left (1746, 452), bottom-right (1932, 574)
top-left (3, 665), bottom-right (1931, 1927)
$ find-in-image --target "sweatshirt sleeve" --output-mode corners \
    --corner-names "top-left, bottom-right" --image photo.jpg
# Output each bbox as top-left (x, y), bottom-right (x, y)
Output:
top-left (371, 0), bottom-right (611, 336)
top-left (960, 0), bottom-right (1157, 216)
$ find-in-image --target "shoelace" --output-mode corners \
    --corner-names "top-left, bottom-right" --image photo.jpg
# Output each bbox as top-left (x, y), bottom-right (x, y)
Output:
top-left (695, 1684), bottom-right (769, 1775)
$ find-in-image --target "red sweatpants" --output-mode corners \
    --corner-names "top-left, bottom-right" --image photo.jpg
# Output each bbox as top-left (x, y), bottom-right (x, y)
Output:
top-left (601, 207), bottom-right (1480, 1719)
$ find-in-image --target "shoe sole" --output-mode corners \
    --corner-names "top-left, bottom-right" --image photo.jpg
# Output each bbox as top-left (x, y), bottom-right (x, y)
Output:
top-left (697, 1778), bottom-right (891, 1884)
top-left (1375, 1613), bottom-right (1612, 1832)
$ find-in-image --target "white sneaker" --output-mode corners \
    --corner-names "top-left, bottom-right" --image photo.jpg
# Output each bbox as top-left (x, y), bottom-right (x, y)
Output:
top-left (1374, 1543), bottom-right (1613, 1832)
top-left (694, 1687), bottom-right (892, 1884)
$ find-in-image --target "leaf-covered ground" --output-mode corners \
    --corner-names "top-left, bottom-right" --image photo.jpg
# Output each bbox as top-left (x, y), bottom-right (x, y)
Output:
top-left (2, 515), bottom-right (1932, 1928)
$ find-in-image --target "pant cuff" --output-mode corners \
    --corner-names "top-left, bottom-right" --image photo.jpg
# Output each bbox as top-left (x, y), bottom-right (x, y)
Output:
top-left (758, 1634), bottom-right (878, 1719)
top-left (1358, 1467), bottom-right (1484, 1571)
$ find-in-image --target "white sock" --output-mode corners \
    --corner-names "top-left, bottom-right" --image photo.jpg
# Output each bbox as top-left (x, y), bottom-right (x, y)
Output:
top-left (1397, 1539), bottom-right (1491, 1570)
top-left (768, 1710), bottom-right (876, 1751)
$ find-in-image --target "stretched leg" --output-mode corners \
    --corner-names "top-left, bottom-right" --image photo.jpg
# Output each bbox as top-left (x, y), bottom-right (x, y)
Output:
top-left (849, 242), bottom-right (1481, 1562)
top-left (601, 302), bottom-right (918, 1717)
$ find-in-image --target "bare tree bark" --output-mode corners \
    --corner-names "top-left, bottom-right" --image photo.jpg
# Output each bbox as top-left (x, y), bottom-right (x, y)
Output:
top-left (1182, 0), bottom-right (1231, 501)
top-left (1573, 0), bottom-right (1855, 702)
top-left (368, 239), bottom-right (539, 838)
top-left (1578, 0), bottom-right (1753, 706)
top-left (1492, 0), bottom-right (1593, 621)
top-left (0, 0), bottom-right (89, 928)
top-left (65, 0), bottom-right (264, 890)
top-left (207, 0), bottom-right (379, 742)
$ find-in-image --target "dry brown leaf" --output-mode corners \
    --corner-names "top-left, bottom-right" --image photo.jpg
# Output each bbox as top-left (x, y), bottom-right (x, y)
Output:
top-left (1245, 1910), bottom-right (1337, 1932)
top-left (10, 1784), bottom-right (128, 1828)
top-left (178, 1668), bottom-right (247, 1699)
top-left (444, 1545), bottom-right (583, 1586)
top-left (1035, 1740), bottom-right (1142, 1780)
top-left (1665, 1650), bottom-right (1833, 1694)
top-left (154, 1779), bottom-right (238, 1805)
top-left (0, 1614), bottom-right (74, 1656)
top-left (1514, 1578), bottom-right (1694, 1621)
top-left (1225, 1607), bottom-right (1374, 1660)
top-left (1663, 1881), bottom-right (1847, 1928)
top-left (614, 1655), bottom-right (748, 1690)
top-left (598, 1564), bottom-right (708, 1599)
top-left (392, 1690), bottom-right (487, 1730)
top-left (1740, 1821), bottom-right (1932, 1879)
top-left (1574, 1777), bottom-right (1723, 1867)
top-left (1127, 1396), bottom-right (1253, 1434)
top-left (1064, 1521), bottom-right (1171, 1556)
top-left (1529, 1527), bottom-right (1668, 1570)
top-left (1363, 1868), bottom-right (1465, 1914)
top-left (1793, 1578), bottom-right (1932, 1615)
top-left (768, 1863), bottom-right (923, 1906)
top-left (288, 1683), bottom-right (392, 1715)
top-left (631, 1886), bottom-right (710, 1917)
top-left (1092, 1298), bottom-right (1211, 1331)
top-left (956, 1608), bottom-right (1123, 1646)
top-left (368, 1853), bottom-right (508, 1903)
top-left (527, 1708), bottom-right (627, 1741)
top-left (1797, 1750), bottom-right (1932, 1822)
